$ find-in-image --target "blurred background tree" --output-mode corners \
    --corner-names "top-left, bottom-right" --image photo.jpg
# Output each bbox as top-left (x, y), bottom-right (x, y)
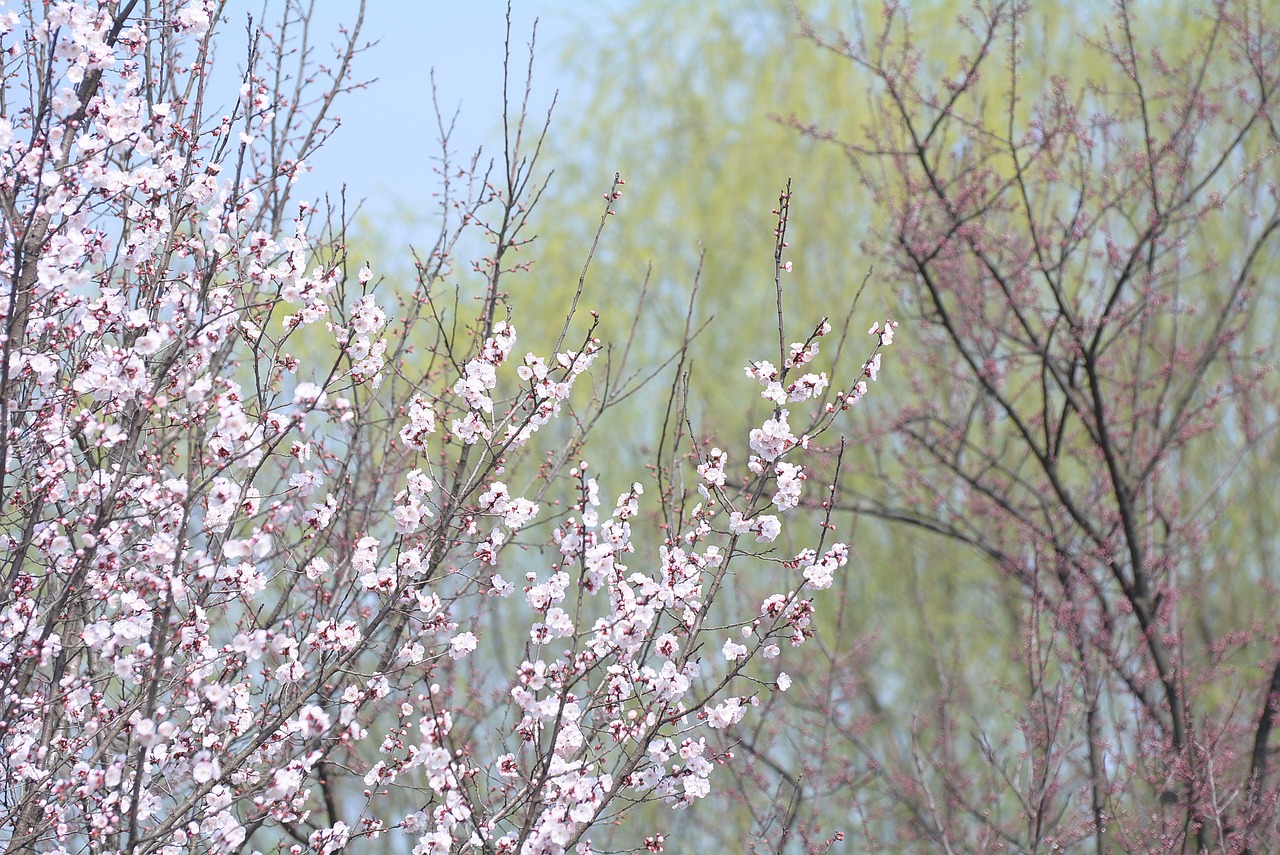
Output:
top-left (344, 0), bottom-right (1280, 849)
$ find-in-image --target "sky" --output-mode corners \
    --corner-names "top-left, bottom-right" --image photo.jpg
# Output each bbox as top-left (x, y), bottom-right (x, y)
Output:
top-left (251, 1), bottom-right (608, 220)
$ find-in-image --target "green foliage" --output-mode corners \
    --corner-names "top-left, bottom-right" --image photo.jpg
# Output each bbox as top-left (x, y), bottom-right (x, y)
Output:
top-left (346, 0), bottom-right (1279, 846)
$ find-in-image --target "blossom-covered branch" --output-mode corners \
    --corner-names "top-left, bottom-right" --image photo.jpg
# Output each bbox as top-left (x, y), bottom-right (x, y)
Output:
top-left (0, 3), bottom-right (894, 854)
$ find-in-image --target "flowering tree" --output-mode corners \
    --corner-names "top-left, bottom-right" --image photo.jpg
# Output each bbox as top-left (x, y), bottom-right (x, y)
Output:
top-left (0, 2), bottom-right (893, 853)
top-left (755, 0), bottom-right (1280, 851)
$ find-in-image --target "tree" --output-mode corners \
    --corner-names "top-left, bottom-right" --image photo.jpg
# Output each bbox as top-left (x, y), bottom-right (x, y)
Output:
top-left (783, 0), bottom-right (1280, 849)
top-left (533, 0), bottom-right (1280, 851)
top-left (0, 2), bottom-right (893, 853)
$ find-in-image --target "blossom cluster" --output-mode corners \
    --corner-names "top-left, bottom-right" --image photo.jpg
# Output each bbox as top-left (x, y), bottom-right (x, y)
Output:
top-left (0, 4), bottom-right (894, 854)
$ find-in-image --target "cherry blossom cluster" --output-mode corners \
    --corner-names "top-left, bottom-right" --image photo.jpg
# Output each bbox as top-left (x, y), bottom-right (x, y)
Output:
top-left (0, 3), bottom-right (896, 853)
top-left (446, 321), bottom-right (600, 448)
top-left (343, 309), bottom-right (890, 853)
top-left (825, 319), bottom-right (898, 412)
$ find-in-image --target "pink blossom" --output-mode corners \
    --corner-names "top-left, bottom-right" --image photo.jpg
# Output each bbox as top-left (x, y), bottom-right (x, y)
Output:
top-left (748, 409), bottom-right (798, 461)
top-left (706, 697), bottom-right (746, 730)
top-left (0, 7), bottom-right (900, 850)
top-left (450, 632), bottom-right (478, 660)
top-left (722, 638), bottom-right (748, 661)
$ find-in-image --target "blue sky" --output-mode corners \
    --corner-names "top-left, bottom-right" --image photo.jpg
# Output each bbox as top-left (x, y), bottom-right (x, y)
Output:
top-left (275, 1), bottom-right (604, 217)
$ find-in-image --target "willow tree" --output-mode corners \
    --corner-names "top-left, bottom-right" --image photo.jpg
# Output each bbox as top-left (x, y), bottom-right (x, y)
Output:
top-left (524, 0), bottom-right (1280, 850)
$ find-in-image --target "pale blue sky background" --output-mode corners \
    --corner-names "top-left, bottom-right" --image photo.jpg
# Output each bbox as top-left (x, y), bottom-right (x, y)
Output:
top-left (272, 1), bottom-right (609, 217)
